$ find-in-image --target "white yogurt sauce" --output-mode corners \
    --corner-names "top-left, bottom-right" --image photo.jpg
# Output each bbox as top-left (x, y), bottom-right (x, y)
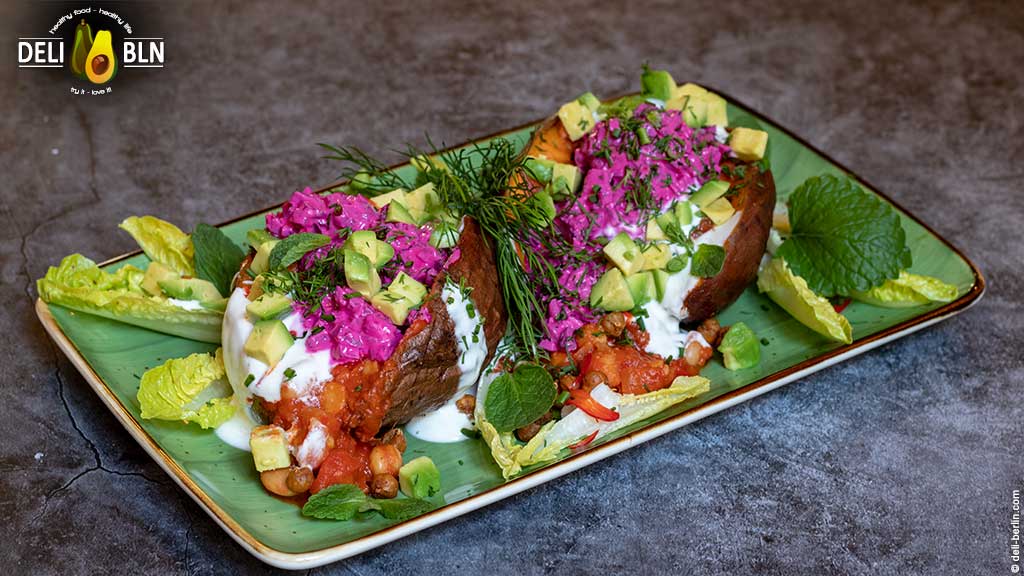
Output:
top-left (167, 298), bottom-right (205, 311)
top-left (659, 209), bottom-right (743, 321)
top-left (214, 406), bottom-right (256, 451)
top-left (220, 288), bottom-right (334, 405)
top-left (406, 281), bottom-right (488, 443)
top-left (295, 418), bottom-right (329, 469)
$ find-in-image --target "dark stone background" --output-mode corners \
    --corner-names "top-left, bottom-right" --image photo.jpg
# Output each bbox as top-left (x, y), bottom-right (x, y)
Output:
top-left (2, 1), bottom-right (1021, 574)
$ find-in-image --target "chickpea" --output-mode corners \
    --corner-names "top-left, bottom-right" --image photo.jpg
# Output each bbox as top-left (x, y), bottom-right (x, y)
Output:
top-left (455, 394), bottom-right (476, 416)
top-left (583, 370), bottom-right (607, 390)
top-left (369, 444), bottom-right (403, 477)
top-left (684, 340), bottom-right (706, 366)
top-left (260, 467), bottom-right (297, 497)
top-left (381, 428), bottom-right (407, 453)
top-left (696, 317), bottom-right (723, 347)
top-left (286, 466), bottom-right (314, 494)
top-left (514, 412), bottom-right (552, 443)
top-left (370, 474), bottom-right (399, 499)
top-left (599, 312), bottom-right (627, 338)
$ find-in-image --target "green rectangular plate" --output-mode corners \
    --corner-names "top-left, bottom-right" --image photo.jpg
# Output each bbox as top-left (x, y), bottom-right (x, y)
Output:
top-left (36, 92), bottom-right (984, 569)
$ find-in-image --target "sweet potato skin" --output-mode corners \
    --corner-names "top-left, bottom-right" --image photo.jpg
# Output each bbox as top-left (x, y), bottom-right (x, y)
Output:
top-left (681, 163), bottom-right (775, 323)
top-left (380, 218), bottom-right (507, 427)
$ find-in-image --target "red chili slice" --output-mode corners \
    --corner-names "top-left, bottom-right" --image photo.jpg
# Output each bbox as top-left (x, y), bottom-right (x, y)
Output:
top-left (566, 389), bottom-right (619, 422)
top-left (572, 353), bottom-right (594, 389)
top-left (569, 430), bottom-right (599, 450)
top-left (833, 298), bottom-right (852, 313)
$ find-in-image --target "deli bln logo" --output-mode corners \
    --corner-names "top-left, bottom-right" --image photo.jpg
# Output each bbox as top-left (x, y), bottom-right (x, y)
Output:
top-left (17, 7), bottom-right (164, 95)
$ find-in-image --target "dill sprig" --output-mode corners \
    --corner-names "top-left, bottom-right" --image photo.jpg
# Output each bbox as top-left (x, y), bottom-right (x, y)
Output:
top-left (319, 137), bottom-right (561, 359)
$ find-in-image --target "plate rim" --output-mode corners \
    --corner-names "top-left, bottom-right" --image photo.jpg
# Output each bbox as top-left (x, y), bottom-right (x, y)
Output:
top-left (34, 90), bottom-right (987, 569)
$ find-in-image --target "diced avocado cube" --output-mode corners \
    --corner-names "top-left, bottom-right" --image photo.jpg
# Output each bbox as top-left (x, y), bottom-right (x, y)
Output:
top-left (652, 269), bottom-right (670, 300)
top-left (558, 100), bottom-right (595, 141)
top-left (141, 261), bottom-right (178, 297)
top-left (349, 170), bottom-right (376, 192)
top-left (201, 298), bottom-right (229, 312)
top-left (589, 268), bottom-right (635, 312)
top-left (728, 127), bottom-right (769, 161)
top-left (640, 67), bottom-right (677, 101)
top-left (550, 163), bottom-right (581, 198)
top-left (576, 92), bottom-right (601, 112)
top-left (626, 271), bottom-right (657, 306)
top-left (690, 180), bottom-right (730, 209)
top-left (718, 322), bottom-right (761, 370)
top-left (528, 189), bottom-right (557, 227)
top-left (399, 456), bottom-right (441, 499)
top-left (246, 293), bottom-right (293, 320)
top-left (244, 319), bottom-right (294, 367)
top-left (246, 228), bottom-right (275, 250)
top-left (655, 211), bottom-right (679, 235)
top-left (248, 275), bottom-right (267, 301)
top-left (404, 183), bottom-right (439, 222)
top-left (703, 197), bottom-right (736, 225)
top-left (344, 249), bottom-right (381, 297)
top-left (410, 155), bottom-right (445, 174)
top-left (674, 200), bottom-right (694, 226)
top-left (639, 243), bottom-right (672, 271)
top-left (683, 97), bottom-right (708, 128)
top-left (249, 425), bottom-right (291, 472)
top-left (158, 277), bottom-right (223, 303)
top-left (388, 272), bottom-right (427, 305)
top-left (250, 239), bottom-right (279, 275)
top-left (386, 200), bottom-right (418, 225)
top-left (704, 92), bottom-right (728, 126)
top-left (674, 83), bottom-right (708, 99)
top-left (602, 232), bottom-right (643, 275)
top-left (646, 218), bottom-right (666, 241)
top-left (430, 220), bottom-right (462, 249)
top-left (370, 290), bottom-right (414, 325)
top-left (369, 188), bottom-right (407, 210)
top-left (375, 241), bottom-right (396, 268)
top-left (524, 157), bottom-right (554, 183)
top-left (344, 230), bottom-right (394, 268)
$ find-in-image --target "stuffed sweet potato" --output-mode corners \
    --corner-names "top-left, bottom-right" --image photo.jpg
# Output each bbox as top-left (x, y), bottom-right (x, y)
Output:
top-left (224, 186), bottom-right (505, 497)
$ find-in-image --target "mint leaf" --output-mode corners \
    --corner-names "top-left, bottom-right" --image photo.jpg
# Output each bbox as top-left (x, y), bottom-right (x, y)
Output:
top-left (192, 223), bottom-right (244, 297)
top-left (269, 233), bottom-right (331, 270)
top-left (778, 175), bottom-right (910, 297)
top-left (375, 497), bottom-right (434, 521)
top-left (301, 483), bottom-right (433, 523)
top-left (484, 363), bottom-right (557, 433)
top-left (691, 245), bottom-right (725, 277)
top-left (301, 484), bottom-right (368, 520)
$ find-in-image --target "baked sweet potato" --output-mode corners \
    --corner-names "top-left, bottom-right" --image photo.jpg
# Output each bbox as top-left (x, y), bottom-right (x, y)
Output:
top-left (682, 161), bottom-right (775, 323)
top-left (381, 218), bottom-right (506, 426)
top-left (233, 218), bottom-right (506, 432)
top-left (522, 113), bottom-right (775, 325)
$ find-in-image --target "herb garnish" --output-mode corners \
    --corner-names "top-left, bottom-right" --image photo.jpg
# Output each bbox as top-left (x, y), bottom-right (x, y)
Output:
top-left (191, 223), bottom-right (245, 297)
top-left (301, 483), bottom-right (434, 521)
top-left (777, 174), bottom-right (910, 296)
top-left (483, 363), bottom-right (557, 433)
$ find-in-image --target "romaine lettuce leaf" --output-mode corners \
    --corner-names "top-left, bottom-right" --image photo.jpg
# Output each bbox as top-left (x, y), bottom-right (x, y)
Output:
top-left (476, 372), bottom-right (709, 479)
top-left (138, 349), bottom-right (235, 429)
top-left (851, 271), bottom-right (958, 308)
top-left (37, 254), bottom-right (222, 343)
top-left (757, 256), bottom-right (853, 344)
top-left (119, 216), bottom-right (195, 276)
top-left (137, 344), bottom-right (234, 426)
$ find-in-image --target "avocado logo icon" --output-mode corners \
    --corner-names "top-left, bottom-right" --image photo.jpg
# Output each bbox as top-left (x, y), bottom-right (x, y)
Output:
top-left (84, 30), bottom-right (117, 85)
top-left (70, 20), bottom-right (93, 80)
